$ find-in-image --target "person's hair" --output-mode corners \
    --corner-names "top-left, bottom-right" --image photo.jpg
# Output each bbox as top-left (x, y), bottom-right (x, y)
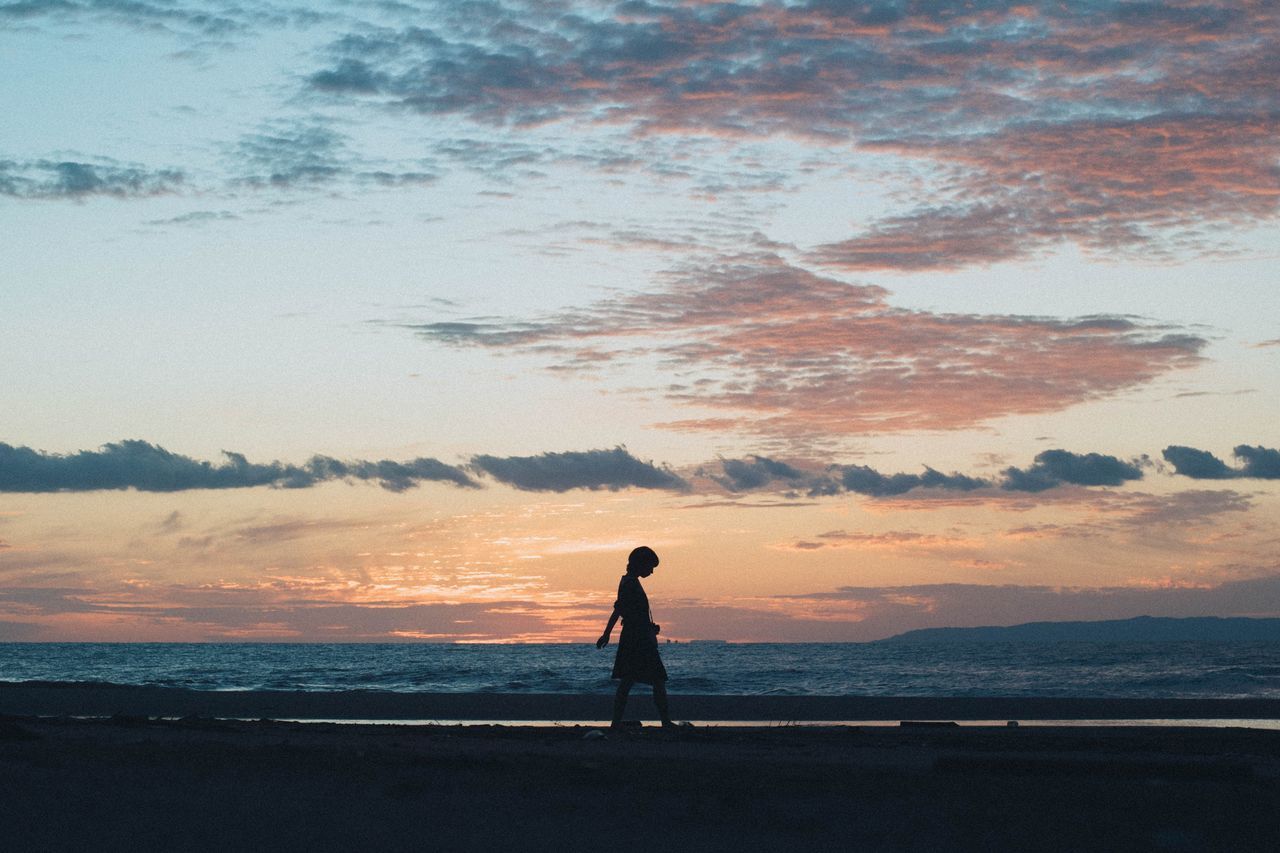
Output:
top-left (627, 546), bottom-right (659, 572)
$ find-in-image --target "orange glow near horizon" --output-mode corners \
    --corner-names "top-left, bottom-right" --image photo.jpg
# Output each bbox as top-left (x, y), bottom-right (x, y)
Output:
top-left (2, 476), bottom-right (1277, 643)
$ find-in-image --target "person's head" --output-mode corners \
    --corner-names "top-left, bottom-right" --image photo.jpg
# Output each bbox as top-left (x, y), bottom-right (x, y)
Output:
top-left (626, 546), bottom-right (660, 577)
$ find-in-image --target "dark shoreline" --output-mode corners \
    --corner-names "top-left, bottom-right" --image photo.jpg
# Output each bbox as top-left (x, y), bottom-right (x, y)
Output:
top-left (3, 714), bottom-right (1279, 851)
top-left (4, 681), bottom-right (1280, 721)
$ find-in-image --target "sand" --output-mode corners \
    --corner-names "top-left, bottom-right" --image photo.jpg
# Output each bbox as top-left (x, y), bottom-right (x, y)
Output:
top-left (3, 685), bottom-right (1280, 851)
top-left (2, 715), bottom-right (1279, 852)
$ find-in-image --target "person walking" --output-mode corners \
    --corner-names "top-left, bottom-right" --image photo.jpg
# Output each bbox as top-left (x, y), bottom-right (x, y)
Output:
top-left (596, 546), bottom-right (676, 728)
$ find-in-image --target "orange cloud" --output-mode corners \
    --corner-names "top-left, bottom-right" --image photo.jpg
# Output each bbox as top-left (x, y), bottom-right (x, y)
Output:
top-left (778, 530), bottom-right (981, 552)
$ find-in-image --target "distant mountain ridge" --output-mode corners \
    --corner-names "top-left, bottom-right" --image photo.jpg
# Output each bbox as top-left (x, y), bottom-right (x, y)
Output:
top-left (879, 615), bottom-right (1280, 643)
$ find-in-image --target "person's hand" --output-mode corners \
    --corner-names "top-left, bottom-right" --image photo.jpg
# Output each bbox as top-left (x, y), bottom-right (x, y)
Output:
top-left (652, 623), bottom-right (661, 635)
top-left (596, 634), bottom-right (610, 649)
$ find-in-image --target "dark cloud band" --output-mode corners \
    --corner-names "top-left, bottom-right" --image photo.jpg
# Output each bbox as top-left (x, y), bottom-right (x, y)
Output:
top-left (1001, 450), bottom-right (1145, 493)
top-left (3, 441), bottom-right (1269, 497)
top-left (1163, 445), bottom-right (1280, 480)
top-left (0, 441), bottom-right (476, 493)
top-left (710, 450), bottom-right (1146, 498)
top-left (470, 447), bottom-right (687, 493)
top-left (708, 455), bottom-right (810, 493)
top-left (840, 465), bottom-right (990, 497)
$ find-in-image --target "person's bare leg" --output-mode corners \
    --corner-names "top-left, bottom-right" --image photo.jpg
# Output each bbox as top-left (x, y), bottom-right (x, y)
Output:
top-left (653, 680), bottom-right (673, 726)
top-left (611, 678), bottom-right (634, 727)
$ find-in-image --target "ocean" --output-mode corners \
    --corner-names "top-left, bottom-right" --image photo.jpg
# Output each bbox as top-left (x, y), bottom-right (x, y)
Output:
top-left (3, 641), bottom-right (1280, 699)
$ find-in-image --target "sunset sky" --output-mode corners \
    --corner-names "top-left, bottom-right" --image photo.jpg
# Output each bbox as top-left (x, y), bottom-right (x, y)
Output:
top-left (2, 0), bottom-right (1278, 642)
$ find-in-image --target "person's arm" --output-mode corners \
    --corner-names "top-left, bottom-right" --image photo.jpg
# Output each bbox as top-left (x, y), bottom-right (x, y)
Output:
top-left (596, 608), bottom-right (620, 649)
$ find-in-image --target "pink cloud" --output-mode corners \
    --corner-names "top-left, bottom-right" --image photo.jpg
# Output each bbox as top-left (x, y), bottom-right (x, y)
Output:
top-left (817, 115), bottom-right (1280, 269)
top-left (410, 255), bottom-right (1205, 439)
top-left (308, 0), bottom-right (1280, 267)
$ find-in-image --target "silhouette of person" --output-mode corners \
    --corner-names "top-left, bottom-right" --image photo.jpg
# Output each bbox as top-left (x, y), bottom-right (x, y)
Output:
top-left (596, 545), bottom-right (675, 728)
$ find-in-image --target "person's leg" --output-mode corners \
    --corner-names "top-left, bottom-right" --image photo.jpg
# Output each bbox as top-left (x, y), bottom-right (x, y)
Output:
top-left (652, 679), bottom-right (673, 726)
top-left (611, 678), bottom-right (634, 726)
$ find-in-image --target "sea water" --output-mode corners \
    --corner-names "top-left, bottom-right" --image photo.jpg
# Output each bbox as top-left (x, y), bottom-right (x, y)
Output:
top-left (3, 641), bottom-right (1280, 698)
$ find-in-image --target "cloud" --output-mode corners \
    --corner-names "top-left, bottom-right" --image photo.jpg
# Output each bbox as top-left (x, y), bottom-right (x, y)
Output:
top-left (996, 489), bottom-right (1254, 538)
top-left (1236, 446), bottom-right (1280, 479)
top-left (425, 134), bottom-right (764, 199)
top-left (228, 517), bottom-right (373, 545)
top-left (232, 121), bottom-right (437, 190)
top-left (233, 122), bottom-right (347, 189)
top-left (18, 2), bottom-right (1274, 266)
top-left (862, 483), bottom-right (1260, 533)
top-left (0, 0), bottom-right (317, 41)
top-left (782, 574), bottom-right (1280, 640)
top-left (1164, 445), bottom-right (1280, 480)
top-left (689, 454), bottom-right (1238, 508)
top-left (0, 130), bottom-right (431, 205)
top-left (817, 112), bottom-right (1280, 269)
top-left (0, 581), bottom-right (554, 642)
top-left (0, 440), bottom-right (477, 493)
top-left (6, 554), bottom-right (1277, 642)
top-left (0, 158), bottom-right (183, 199)
top-left (1001, 449), bottom-right (1145, 492)
top-left (470, 447), bottom-right (687, 492)
top-left (157, 511), bottom-right (184, 534)
top-left (407, 254), bottom-right (1205, 439)
top-left (1162, 445), bottom-right (1236, 479)
top-left (304, 455), bottom-right (477, 492)
top-left (0, 619), bottom-right (42, 640)
top-left (811, 202), bottom-right (1047, 271)
top-left (0, 439), bottom-right (1254, 500)
top-left (646, 573), bottom-right (1280, 642)
top-left (840, 464), bottom-right (989, 497)
top-left (303, 0), bottom-right (1280, 266)
top-left (783, 530), bottom-right (979, 552)
top-left (1110, 489), bottom-right (1253, 529)
top-left (145, 210), bottom-right (239, 226)
top-left (183, 600), bottom-right (552, 641)
top-left (707, 455), bottom-right (813, 492)
top-left (707, 449), bottom-right (1156, 501)
top-left (8, 571), bottom-right (1280, 641)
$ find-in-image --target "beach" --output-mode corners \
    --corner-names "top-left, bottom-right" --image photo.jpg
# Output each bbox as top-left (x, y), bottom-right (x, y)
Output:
top-left (2, 687), bottom-right (1280, 851)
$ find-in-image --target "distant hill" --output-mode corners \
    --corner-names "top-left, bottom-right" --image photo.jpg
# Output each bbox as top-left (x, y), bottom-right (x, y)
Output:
top-left (879, 615), bottom-right (1280, 643)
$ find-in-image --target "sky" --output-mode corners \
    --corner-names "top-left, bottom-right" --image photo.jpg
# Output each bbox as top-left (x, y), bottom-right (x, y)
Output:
top-left (1, 0), bottom-right (1278, 642)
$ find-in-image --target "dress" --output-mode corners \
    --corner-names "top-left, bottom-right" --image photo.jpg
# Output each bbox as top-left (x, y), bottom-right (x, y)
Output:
top-left (610, 574), bottom-right (668, 684)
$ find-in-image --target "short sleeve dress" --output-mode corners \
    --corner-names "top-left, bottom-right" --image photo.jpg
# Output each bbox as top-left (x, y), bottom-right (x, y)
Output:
top-left (610, 574), bottom-right (668, 684)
